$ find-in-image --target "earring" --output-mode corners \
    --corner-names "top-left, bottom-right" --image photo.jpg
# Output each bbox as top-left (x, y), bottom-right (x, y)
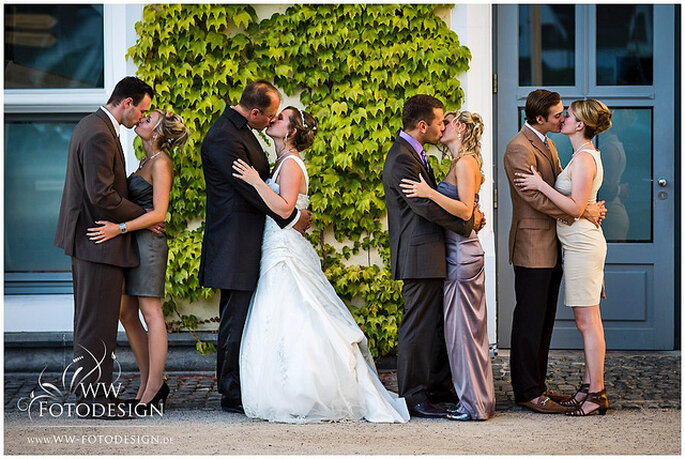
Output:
top-left (457, 133), bottom-right (462, 141)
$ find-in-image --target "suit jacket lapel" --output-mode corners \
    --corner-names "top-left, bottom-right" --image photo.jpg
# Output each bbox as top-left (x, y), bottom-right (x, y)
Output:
top-left (245, 131), bottom-right (269, 178)
top-left (522, 125), bottom-right (555, 173)
top-left (424, 162), bottom-right (437, 187)
top-left (225, 107), bottom-right (269, 178)
top-left (547, 138), bottom-right (563, 176)
top-left (397, 137), bottom-right (436, 188)
top-left (95, 109), bottom-right (125, 165)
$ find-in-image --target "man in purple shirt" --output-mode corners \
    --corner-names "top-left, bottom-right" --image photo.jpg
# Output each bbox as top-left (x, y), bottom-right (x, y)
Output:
top-left (382, 95), bottom-right (482, 418)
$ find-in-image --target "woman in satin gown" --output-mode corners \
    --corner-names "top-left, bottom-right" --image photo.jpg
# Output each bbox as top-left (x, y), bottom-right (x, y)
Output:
top-left (231, 106), bottom-right (409, 424)
top-left (515, 99), bottom-right (612, 416)
top-left (400, 111), bottom-right (495, 421)
top-left (87, 109), bottom-right (189, 410)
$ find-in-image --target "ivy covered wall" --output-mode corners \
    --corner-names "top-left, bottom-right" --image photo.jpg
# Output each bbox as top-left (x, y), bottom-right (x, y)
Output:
top-left (128, 4), bottom-right (471, 357)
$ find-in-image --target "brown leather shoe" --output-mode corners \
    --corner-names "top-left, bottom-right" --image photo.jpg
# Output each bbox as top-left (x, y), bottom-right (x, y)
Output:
top-left (544, 389), bottom-right (571, 404)
top-left (518, 395), bottom-right (567, 414)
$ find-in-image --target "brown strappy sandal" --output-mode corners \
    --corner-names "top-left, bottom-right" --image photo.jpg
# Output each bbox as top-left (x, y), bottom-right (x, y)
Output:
top-left (565, 388), bottom-right (609, 416)
top-left (559, 382), bottom-right (590, 408)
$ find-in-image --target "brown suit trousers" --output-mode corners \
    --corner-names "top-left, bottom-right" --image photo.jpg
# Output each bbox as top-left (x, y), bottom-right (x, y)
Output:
top-left (54, 109), bottom-right (144, 397)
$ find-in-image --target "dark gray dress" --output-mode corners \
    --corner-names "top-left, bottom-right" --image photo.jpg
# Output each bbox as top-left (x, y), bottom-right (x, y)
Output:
top-left (123, 174), bottom-right (168, 298)
top-left (438, 181), bottom-right (495, 420)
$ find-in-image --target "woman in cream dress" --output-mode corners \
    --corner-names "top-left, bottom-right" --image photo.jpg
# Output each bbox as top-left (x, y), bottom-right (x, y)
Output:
top-left (515, 99), bottom-right (612, 416)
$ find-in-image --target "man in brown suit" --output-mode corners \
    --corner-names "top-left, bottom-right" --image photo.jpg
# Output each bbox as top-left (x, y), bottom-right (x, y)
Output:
top-left (504, 89), bottom-right (605, 413)
top-left (54, 77), bottom-right (154, 406)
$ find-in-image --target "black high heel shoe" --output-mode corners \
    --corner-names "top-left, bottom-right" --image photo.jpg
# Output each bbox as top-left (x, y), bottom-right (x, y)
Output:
top-left (446, 410), bottom-right (472, 421)
top-left (135, 382), bottom-right (169, 416)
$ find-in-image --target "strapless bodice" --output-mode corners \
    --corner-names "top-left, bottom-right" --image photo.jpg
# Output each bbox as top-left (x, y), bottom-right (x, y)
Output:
top-left (127, 174), bottom-right (153, 208)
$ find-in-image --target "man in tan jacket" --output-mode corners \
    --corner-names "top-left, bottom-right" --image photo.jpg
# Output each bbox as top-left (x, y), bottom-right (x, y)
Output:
top-left (504, 89), bottom-right (605, 413)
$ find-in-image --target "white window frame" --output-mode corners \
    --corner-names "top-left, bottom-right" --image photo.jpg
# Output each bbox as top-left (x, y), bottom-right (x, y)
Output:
top-left (5, 5), bottom-right (134, 114)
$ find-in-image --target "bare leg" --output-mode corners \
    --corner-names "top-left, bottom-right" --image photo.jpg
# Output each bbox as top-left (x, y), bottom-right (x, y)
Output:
top-left (138, 296), bottom-right (168, 404)
top-left (573, 305), bottom-right (606, 410)
top-left (119, 294), bottom-right (148, 399)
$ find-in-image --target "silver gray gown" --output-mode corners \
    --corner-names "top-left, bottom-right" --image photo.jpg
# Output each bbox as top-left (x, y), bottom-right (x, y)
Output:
top-left (438, 181), bottom-right (495, 420)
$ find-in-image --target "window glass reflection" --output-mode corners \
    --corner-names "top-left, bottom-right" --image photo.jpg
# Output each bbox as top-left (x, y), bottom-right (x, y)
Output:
top-left (4, 117), bottom-right (77, 272)
top-left (5, 5), bottom-right (104, 89)
top-left (596, 108), bottom-right (652, 242)
top-left (519, 5), bottom-right (575, 86)
top-left (596, 5), bottom-right (653, 86)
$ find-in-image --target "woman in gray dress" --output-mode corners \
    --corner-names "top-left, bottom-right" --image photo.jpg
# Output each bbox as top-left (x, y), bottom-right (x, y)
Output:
top-left (87, 109), bottom-right (189, 411)
top-left (400, 111), bottom-right (495, 421)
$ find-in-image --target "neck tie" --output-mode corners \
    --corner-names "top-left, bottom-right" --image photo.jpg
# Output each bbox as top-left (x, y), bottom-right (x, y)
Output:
top-left (419, 149), bottom-right (432, 176)
top-left (543, 137), bottom-right (550, 149)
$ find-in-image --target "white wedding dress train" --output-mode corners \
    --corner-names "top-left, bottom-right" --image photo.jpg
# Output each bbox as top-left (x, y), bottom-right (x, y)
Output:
top-left (239, 155), bottom-right (409, 424)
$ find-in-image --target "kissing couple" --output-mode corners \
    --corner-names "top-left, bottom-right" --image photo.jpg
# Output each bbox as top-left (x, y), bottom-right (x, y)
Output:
top-left (199, 80), bottom-right (409, 423)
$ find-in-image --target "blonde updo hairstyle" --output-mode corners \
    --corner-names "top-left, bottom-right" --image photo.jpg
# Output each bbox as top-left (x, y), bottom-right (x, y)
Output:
top-left (570, 99), bottom-right (612, 138)
top-left (284, 106), bottom-right (318, 152)
top-left (445, 110), bottom-right (485, 182)
top-left (152, 109), bottom-right (190, 153)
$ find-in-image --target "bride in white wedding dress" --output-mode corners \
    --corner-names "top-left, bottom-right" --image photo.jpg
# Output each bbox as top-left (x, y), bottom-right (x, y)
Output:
top-left (231, 106), bottom-right (409, 424)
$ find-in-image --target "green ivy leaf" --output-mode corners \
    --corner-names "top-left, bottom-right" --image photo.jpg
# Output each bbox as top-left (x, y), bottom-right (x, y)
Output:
top-left (131, 3), bottom-right (469, 358)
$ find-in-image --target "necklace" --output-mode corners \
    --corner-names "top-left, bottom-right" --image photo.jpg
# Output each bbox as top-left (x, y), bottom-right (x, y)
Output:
top-left (276, 143), bottom-right (297, 159)
top-left (572, 142), bottom-right (592, 156)
top-left (138, 151), bottom-right (162, 170)
top-left (275, 146), bottom-right (299, 166)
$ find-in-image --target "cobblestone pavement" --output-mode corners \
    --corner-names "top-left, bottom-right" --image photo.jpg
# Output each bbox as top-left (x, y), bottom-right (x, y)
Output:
top-left (5, 350), bottom-right (679, 413)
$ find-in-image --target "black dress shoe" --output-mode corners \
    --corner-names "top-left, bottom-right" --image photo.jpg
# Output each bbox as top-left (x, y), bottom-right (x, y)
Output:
top-left (221, 395), bottom-right (244, 414)
top-left (221, 403), bottom-right (244, 414)
top-left (408, 401), bottom-right (448, 418)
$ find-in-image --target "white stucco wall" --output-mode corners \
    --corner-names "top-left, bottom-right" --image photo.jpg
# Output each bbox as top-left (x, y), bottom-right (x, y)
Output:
top-left (451, 4), bottom-right (497, 344)
top-left (5, 4), bottom-right (498, 341)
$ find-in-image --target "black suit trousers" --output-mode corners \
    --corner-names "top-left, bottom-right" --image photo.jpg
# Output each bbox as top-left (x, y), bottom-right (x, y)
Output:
top-left (510, 260), bottom-right (563, 402)
top-left (71, 257), bottom-right (124, 400)
top-left (397, 278), bottom-right (452, 407)
top-left (216, 288), bottom-right (253, 405)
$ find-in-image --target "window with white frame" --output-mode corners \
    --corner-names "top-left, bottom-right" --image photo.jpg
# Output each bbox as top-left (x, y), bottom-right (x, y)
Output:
top-left (4, 4), bottom-right (107, 294)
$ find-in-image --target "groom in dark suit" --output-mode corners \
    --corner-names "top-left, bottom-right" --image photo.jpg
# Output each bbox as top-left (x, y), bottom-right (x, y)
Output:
top-left (54, 77), bottom-right (154, 406)
top-left (200, 80), bottom-right (311, 413)
top-left (383, 95), bottom-right (483, 418)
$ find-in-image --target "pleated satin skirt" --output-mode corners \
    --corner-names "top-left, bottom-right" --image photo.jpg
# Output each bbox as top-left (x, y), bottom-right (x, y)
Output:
top-left (443, 229), bottom-right (495, 420)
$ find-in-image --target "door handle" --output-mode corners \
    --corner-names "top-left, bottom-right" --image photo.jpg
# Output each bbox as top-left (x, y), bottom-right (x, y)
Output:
top-left (657, 178), bottom-right (668, 187)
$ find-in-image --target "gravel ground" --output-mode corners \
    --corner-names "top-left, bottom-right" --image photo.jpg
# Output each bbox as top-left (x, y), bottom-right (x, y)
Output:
top-left (5, 350), bottom-right (680, 455)
top-left (4, 408), bottom-right (680, 455)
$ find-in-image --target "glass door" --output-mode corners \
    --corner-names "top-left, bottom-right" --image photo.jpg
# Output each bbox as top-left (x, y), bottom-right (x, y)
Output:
top-left (495, 4), bottom-right (677, 350)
